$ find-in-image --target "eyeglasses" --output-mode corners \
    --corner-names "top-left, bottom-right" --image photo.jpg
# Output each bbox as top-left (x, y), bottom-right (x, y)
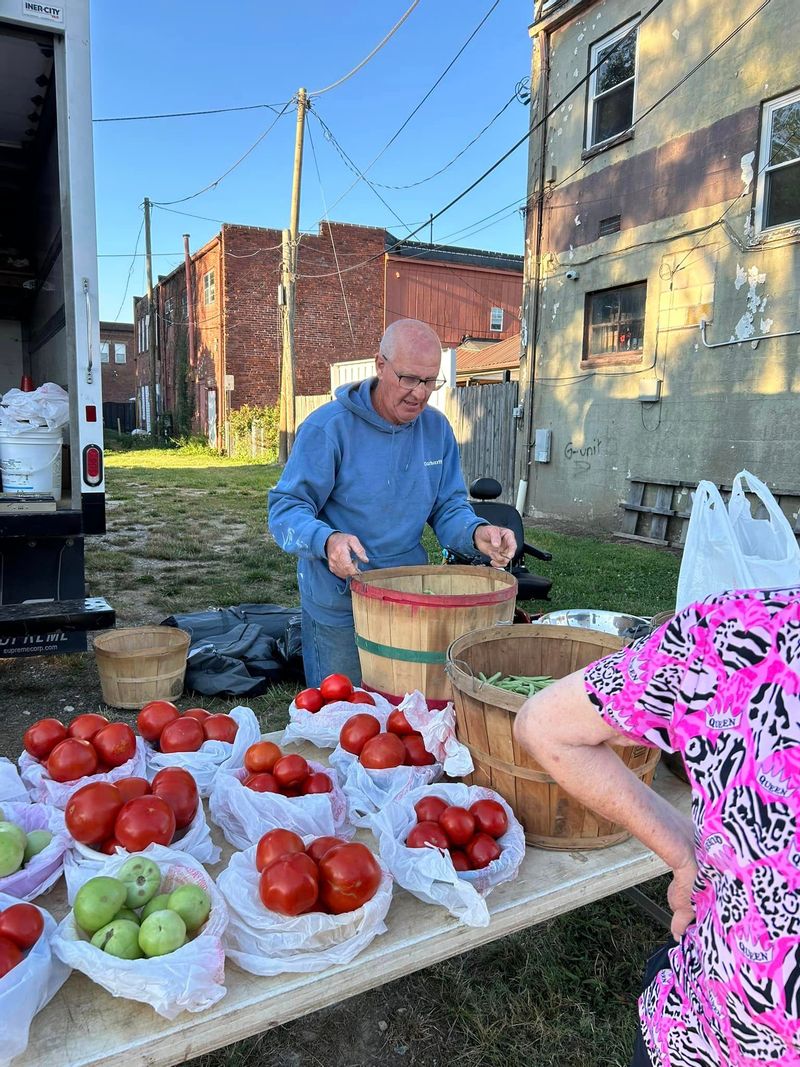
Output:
top-left (383, 359), bottom-right (446, 392)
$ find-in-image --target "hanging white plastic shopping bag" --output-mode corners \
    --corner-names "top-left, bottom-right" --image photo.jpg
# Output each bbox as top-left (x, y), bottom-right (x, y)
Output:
top-left (676, 469), bottom-right (800, 611)
top-left (370, 783), bottom-right (525, 928)
top-left (0, 892), bottom-right (71, 1067)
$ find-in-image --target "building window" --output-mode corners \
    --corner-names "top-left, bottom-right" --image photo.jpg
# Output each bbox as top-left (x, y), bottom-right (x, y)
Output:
top-left (587, 20), bottom-right (638, 149)
top-left (100, 341), bottom-right (110, 363)
top-left (489, 307), bottom-right (504, 332)
top-left (203, 270), bottom-right (216, 305)
top-left (138, 315), bottom-right (149, 353)
top-left (584, 282), bottom-right (646, 361)
top-left (756, 89), bottom-right (800, 231)
top-left (114, 343), bottom-right (127, 364)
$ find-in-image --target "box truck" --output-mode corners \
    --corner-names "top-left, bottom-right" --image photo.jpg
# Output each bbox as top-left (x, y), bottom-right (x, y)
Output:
top-left (0, 0), bottom-right (113, 655)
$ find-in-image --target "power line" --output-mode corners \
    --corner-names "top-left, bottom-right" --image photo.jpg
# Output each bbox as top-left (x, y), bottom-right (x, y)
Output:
top-left (93, 101), bottom-right (288, 123)
top-left (112, 211), bottom-right (144, 322)
top-left (308, 0), bottom-right (422, 97)
top-left (151, 100), bottom-right (293, 206)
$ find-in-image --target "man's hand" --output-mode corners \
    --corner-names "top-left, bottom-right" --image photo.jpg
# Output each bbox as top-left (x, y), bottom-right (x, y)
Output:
top-left (473, 525), bottom-right (517, 568)
top-left (667, 856), bottom-right (698, 939)
top-left (324, 532), bottom-right (369, 579)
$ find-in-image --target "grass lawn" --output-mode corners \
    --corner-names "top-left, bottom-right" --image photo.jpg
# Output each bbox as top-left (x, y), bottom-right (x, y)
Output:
top-left (4, 447), bottom-right (682, 1067)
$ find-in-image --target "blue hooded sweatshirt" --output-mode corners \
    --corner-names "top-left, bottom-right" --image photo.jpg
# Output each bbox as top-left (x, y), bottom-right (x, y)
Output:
top-left (268, 378), bottom-right (486, 625)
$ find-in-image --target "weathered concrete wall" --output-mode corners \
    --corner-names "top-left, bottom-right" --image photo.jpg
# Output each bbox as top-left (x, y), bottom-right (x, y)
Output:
top-left (522, 0), bottom-right (800, 529)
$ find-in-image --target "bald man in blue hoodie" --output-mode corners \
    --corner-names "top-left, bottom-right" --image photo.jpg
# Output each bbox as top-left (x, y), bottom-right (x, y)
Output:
top-left (268, 318), bottom-right (517, 688)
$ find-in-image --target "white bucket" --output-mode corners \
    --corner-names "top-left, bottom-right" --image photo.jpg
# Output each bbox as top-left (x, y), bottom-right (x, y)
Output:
top-left (0, 426), bottom-right (63, 496)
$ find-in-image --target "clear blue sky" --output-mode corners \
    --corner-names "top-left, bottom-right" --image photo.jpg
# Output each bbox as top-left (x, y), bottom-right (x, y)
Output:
top-left (91, 0), bottom-right (534, 323)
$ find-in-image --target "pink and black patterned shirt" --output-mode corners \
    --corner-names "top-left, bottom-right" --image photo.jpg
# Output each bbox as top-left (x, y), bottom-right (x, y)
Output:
top-left (585, 588), bottom-right (800, 1066)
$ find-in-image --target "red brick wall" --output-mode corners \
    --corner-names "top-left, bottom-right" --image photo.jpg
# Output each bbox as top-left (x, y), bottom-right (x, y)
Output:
top-left (98, 322), bottom-right (135, 403)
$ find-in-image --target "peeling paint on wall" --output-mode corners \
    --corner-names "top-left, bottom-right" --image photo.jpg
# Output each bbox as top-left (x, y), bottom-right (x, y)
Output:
top-left (740, 151), bottom-right (755, 193)
top-left (731, 264), bottom-right (769, 342)
top-left (672, 28), bottom-right (680, 39)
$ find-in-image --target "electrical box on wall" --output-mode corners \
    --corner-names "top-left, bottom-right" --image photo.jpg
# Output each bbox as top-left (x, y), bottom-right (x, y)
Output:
top-left (639, 378), bottom-right (662, 403)
top-left (534, 428), bottom-right (552, 463)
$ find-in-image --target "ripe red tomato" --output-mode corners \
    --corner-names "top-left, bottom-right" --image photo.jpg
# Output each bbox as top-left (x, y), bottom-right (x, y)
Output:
top-left (360, 732), bottom-right (406, 769)
top-left (318, 842), bottom-right (381, 914)
top-left (401, 734), bottom-right (435, 767)
top-left (294, 688), bottom-right (324, 713)
top-left (302, 771), bottom-right (333, 794)
top-left (414, 795), bottom-right (448, 823)
top-left (406, 821), bottom-right (450, 850)
top-left (255, 828), bottom-right (305, 873)
top-left (0, 903), bottom-right (44, 950)
top-left (438, 806), bottom-right (476, 848)
top-left (115, 777), bottom-right (151, 803)
top-left (99, 838), bottom-right (121, 855)
top-left (182, 707), bottom-right (210, 722)
top-left (114, 795), bottom-right (176, 851)
top-left (449, 849), bottom-right (471, 872)
top-left (136, 700), bottom-right (179, 743)
top-left (0, 935), bottom-right (23, 979)
top-left (348, 691), bottom-right (376, 706)
top-left (469, 799), bottom-right (508, 839)
top-left (306, 836), bottom-right (346, 864)
top-left (386, 708), bottom-right (415, 735)
top-left (319, 673), bottom-right (354, 704)
top-left (23, 718), bottom-right (67, 762)
top-left (259, 852), bottom-right (319, 916)
top-left (46, 738), bottom-right (97, 782)
top-left (244, 772), bottom-right (280, 793)
top-left (466, 832), bottom-right (502, 870)
top-left (273, 754), bottom-right (310, 789)
top-left (159, 716), bottom-right (204, 753)
top-left (93, 722), bottom-right (136, 769)
top-left (244, 741), bottom-right (282, 775)
top-left (203, 714), bottom-right (238, 743)
top-left (67, 713), bottom-right (109, 742)
top-left (339, 713), bottom-right (381, 756)
top-left (65, 781), bottom-right (124, 845)
top-left (150, 767), bottom-right (199, 829)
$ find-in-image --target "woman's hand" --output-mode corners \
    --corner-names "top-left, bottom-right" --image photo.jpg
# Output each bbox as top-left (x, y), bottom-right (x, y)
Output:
top-left (668, 856), bottom-right (698, 939)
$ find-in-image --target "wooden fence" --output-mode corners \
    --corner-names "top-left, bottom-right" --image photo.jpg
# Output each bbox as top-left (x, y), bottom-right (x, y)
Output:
top-left (294, 382), bottom-right (519, 500)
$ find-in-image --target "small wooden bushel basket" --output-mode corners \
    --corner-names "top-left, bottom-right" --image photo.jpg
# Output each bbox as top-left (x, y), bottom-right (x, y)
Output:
top-left (93, 626), bottom-right (190, 710)
top-left (447, 623), bottom-right (661, 850)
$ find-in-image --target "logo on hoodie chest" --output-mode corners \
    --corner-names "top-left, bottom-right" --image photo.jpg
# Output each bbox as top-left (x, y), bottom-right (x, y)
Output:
top-left (424, 459), bottom-right (443, 467)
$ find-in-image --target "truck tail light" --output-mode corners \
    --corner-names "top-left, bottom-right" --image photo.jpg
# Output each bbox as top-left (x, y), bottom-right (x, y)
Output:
top-left (82, 444), bottom-right (103, 487)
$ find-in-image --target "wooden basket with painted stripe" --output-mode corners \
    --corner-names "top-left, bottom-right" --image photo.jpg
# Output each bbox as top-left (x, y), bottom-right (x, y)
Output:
top-left (446, 623), bottom-right (661, 850)
top-left (350, 565), bottom-right (517, 708)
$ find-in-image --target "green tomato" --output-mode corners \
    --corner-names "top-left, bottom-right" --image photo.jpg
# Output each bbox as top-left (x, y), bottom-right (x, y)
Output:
top-left (167, 884), bottom-right (211, 934)
top-left (138, 909), bottom-right (186, 957)
top-left (74, 877), bottom-right (127, 935)
top-left (91, 919), bottom-right (143, 960)
top-left (117, 856), bottom-right (162, 909)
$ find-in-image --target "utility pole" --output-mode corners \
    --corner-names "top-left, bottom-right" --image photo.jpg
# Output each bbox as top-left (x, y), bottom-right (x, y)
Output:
top-left (143, 197), bottom-right (158, 442)
top-left (278, 88), bottom-right (308, 464)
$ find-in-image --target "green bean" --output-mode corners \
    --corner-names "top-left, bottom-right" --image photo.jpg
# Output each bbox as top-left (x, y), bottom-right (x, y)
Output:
top-left (484, 674), bottom-right (555, 696)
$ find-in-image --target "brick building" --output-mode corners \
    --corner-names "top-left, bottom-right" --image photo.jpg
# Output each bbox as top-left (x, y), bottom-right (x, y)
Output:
top-left (134, 221), bottom-right (523, 442)
top-left (98, 321), bottom-right (135, 403)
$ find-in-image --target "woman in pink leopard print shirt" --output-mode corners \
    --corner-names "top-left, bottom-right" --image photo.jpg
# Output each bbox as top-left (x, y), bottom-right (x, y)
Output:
top-left (514, 588), bottom-right (800, 1066)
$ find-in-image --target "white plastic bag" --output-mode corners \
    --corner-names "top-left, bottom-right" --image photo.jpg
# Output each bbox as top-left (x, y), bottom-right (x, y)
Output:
top-left (400, 691), bottom-right (474, 777)
top-left (328, 745), bottom-right (442, 827)
top-left (0, 758), bottom-right (28, 804)
top-left (281, 690), bottom-right (392, 749)
top-left (676, 470), bottom-right (800, 611)
top-left (0, 891), bottom-right (71, 1067)
top-left (19, 737), bottom-right (148, 808)
top-left (0, 801), bottom-right (70, 902)
top-left (145, 705), bottom-right (261, 796)
top-left (218, 839), bottom-right (392, 976)
top-left (369, 783), bottom-right (525, 927)
top-left (52, 843), bottom-right (228, 1019)
top-left (63, 800), bottom-right (221, 902)
top-left (208, 763), bottom-right (350, 850)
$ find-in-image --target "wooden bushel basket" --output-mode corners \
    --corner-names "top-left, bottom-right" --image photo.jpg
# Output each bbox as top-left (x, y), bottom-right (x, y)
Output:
top-left (93, 626), bottom-right (190, 710)
top-left (447, 623), bottom-right (661, 850)
top-left (350, 565), bottom-right (517, 707)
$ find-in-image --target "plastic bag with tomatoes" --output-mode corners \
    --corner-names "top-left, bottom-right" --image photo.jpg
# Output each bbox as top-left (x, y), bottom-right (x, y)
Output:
top-left (0, 757), bottom-right (28, 805)
top-left (62, 798), bottom-right (221, 903)
top-left (280, 688), bottom-right (393, 750)
top-left (0, 800), bottom-right (71, 903)
top-left (144, 705), bottom-right (260, 797)
top-left (218, 837), bottom-right (392, 976)
top-left (52, 843), bottom-right (228, 1019)
top-left (398, 691), bottom-right (474, 778)
top-left (18, 737), bottom-right (148, 809)
top-left (0, 891), bottom-right (70, 1067)
top-left (369, 783), bottom-right (525, 928)
top-left (208, 763), bottom-right (351, 850)
top-left (328, 744), bottom-right (442, 827)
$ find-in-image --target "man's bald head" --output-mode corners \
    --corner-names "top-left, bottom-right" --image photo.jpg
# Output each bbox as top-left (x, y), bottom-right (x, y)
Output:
top-left (380, 319), bottom-right (442, 364)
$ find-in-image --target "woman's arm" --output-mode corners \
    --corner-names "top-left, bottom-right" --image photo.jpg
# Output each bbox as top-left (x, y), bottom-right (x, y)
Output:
top-left (513, 669), bottom-right (697, 937)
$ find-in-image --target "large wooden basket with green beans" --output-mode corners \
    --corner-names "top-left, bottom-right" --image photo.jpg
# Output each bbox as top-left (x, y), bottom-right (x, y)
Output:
top-left (446, 624), bottom-right (661, 850)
